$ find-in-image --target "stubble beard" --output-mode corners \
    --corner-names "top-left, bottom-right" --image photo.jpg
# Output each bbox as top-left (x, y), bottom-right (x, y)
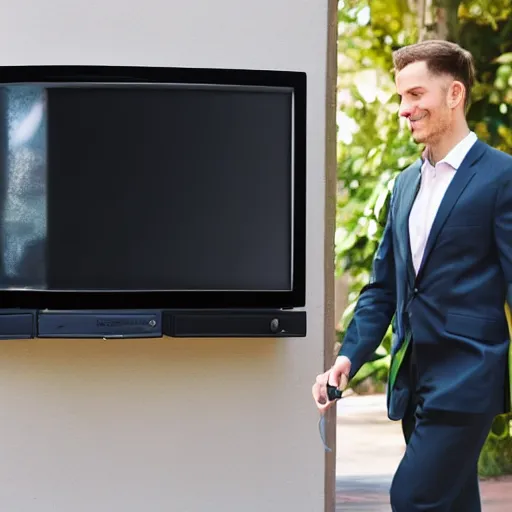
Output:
top-left (412, 114), bottom-right (450, 149)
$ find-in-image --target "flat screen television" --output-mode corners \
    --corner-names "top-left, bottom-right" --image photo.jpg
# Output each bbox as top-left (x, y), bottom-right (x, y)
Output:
top-left (0, 65), bottom-right (306, 338)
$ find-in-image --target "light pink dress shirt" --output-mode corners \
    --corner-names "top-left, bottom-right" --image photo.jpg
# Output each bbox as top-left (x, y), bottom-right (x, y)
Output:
top-left (408, 131), bottom-right (478, 274)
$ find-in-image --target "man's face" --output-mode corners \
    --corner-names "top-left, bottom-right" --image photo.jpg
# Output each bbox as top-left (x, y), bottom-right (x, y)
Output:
top-left (395, 60), bottom-right (456, 146)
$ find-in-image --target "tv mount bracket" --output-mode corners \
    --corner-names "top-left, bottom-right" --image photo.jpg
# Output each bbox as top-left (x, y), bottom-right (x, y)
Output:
top-left (0, 309), bottom-right (306, 339)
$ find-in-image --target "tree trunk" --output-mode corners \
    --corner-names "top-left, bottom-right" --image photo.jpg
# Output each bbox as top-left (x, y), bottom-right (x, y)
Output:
top-left (414, 0), bottom-right (461, 41)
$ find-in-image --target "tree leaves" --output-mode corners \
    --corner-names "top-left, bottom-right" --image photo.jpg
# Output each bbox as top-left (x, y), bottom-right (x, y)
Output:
top-left (336, 0), bottom-right (512, 320)
top-left (495, 53), bottom-right (512, 64)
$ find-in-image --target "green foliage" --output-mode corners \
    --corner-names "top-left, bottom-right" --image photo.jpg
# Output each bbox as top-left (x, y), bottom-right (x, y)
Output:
top-left (478, 416), bottom-right (512, 477)
top-left (458, 0), bottom-right (512, 154)
top-left (335, 0), bottom-right (512, 474)
top-left (335, 0), bottom-right (420, 375)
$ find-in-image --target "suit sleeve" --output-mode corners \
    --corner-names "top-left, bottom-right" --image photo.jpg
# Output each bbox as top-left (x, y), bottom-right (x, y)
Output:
top-left (338, 180), bottom-right (398, 379)
top-left (494, 173), bottom-right (512, 307)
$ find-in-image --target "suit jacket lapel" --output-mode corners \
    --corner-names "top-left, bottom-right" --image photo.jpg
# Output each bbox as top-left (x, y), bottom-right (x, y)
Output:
top-left (415, 140), bottom-right (487, 282)
top-left (396, 159), bottom-right (422, 289)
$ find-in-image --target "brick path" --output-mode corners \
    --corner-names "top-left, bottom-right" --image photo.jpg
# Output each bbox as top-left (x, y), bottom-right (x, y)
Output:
top-left (335, 394), bottom-right (512, 511)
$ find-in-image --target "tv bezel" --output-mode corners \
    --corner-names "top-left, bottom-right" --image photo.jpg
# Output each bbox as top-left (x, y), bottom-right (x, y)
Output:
top-left (0, 65), bottom-right (306, 310)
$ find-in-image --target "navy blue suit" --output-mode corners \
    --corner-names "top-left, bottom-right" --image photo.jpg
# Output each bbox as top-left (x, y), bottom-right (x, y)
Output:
top-left (339, 139), bottom-right (512, 510)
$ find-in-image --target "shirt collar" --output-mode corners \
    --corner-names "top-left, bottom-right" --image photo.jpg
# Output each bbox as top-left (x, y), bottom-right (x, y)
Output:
top-left (421, 131), bottom-right (478, 171)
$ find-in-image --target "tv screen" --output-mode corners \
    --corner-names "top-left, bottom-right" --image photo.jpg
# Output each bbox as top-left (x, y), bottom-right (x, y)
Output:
top-left (0, 66), bottom-right (306, 310)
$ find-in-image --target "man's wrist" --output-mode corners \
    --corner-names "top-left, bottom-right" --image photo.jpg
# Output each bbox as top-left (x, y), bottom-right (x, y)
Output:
top-left (334, 355), bottom-right (351, 368)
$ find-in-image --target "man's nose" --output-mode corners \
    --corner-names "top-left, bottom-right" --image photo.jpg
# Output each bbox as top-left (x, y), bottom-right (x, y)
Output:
top-left (399, 101), bottom-right (412, 118)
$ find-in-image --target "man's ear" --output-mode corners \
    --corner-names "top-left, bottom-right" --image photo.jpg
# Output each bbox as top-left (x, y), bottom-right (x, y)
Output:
top-left (449, 80), bottom-right (465, 109)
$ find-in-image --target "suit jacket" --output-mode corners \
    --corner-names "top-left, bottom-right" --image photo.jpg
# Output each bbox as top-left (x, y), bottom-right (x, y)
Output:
top-left (339, 139), bottom-right (512, 420)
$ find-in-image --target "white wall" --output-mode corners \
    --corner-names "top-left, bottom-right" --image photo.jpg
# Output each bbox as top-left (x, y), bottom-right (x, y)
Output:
top-left (0, 1), bottom-right (330, 510)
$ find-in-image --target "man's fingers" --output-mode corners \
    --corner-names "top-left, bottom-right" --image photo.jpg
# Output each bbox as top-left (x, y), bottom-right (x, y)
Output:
top-left (327, 368), bottom-right (349, 391)
top-left (315, 372), bottom-right (328, 385)
top-left (312, 380), bottom-right (331, 409)
top-left (327, 368), bottom-right (340, 387)
top-left (313, 372), bottom-right (329, 403)
top-left (312, 381), bottom-right (326, 404)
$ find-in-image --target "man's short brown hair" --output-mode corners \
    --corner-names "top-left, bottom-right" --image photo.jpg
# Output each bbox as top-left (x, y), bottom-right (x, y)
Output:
top-left (392, 40), bottom-right (476, 110)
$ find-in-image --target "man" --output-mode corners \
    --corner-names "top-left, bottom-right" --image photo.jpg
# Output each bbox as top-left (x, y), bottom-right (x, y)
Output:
top-left (313, 40), bottom-right (512, 511)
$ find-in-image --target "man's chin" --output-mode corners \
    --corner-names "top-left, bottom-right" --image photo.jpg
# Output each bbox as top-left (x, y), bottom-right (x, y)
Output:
top-left (411, 131), bottom-right (427, 144)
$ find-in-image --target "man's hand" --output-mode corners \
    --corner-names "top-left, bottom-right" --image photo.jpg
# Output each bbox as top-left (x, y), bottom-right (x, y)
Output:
top-left (312, 356), bottom-right (351, 413)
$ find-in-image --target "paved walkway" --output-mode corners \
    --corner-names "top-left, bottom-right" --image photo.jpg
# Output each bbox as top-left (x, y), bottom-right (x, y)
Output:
top-left (335, 394), bottom-right (512, 511)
